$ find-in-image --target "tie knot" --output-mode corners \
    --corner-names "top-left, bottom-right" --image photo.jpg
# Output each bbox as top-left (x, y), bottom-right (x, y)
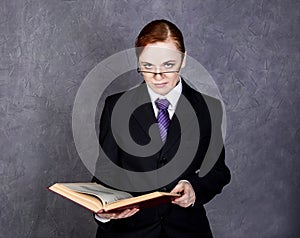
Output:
top-left (155, 98), bottom-right (170, 110)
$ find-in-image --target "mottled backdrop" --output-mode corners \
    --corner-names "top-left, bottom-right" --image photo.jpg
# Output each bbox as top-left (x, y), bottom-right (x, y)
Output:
top-left (0, 0), bottom-right (299, 237)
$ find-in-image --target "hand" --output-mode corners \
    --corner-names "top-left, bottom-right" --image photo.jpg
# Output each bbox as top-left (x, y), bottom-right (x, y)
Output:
top-left (170, 181), bottom-right (196, 208)
top-left (97, 208), bottom-right (139, 220)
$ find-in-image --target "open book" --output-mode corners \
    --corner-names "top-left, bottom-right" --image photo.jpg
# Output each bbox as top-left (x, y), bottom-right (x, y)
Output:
top-left (48, 182), bottom-right (180, 213)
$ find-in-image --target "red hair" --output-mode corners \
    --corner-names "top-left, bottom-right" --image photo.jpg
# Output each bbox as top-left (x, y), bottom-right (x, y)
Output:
top-left (135, 19), bottom-right (185, 56)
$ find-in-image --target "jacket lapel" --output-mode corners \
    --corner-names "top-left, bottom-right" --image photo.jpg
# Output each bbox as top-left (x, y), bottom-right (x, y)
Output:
top-left (129, 80), bottom-right (201, 154)
top-left (161, 80), bottom-right (202, 154)
top-left (130, 84), bottom-right (160, 139)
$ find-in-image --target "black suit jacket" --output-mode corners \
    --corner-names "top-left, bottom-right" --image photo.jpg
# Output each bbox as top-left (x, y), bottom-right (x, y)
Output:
top-left (93, 80), bottom-right (230, 238)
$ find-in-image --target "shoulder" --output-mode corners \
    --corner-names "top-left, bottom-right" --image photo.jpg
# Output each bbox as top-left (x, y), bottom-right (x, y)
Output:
top-left (182, 79), bottom-right (223, 114)
top-left (104, 91), bottom-right (124, 107)
top-left (104, 84), bottom-right (144, 104)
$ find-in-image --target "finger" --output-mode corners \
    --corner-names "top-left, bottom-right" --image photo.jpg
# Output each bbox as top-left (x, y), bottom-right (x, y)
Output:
top-left (121, 208), bottom-right (137, 218)
top-left (173, 193), bottom-right (189, 202)
top-left (115, 208), bottom-right (139, 219)
top-left (171, 181), bottom-right (192, 194)
top-left (124, 208), bottom-right (139, 218)
top-left (100, 209), bottom-right (128, 219)
top-left (172, 198), bottom-right (192, 207)
top-left (172, 192), bottom-right (195, 207)
top-left (173, 198), bottom-right (190, 205)
top-left (114, 209), bottom-right (132, 219)
top-left (99, 212), bottom-right (116, 219)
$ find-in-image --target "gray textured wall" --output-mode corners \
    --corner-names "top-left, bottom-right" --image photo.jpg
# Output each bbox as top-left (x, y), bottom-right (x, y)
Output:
top-left (1, 0), bottom-right (299, 237)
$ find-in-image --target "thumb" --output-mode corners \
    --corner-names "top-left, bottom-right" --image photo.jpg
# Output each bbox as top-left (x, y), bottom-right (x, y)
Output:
top-left (170, 183), bottom-right (184, 194)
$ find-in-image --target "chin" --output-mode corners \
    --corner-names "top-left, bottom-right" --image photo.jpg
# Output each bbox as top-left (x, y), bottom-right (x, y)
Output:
top-left (151, 86), bottom-right (172, 96)
top-left (154, 89), bottom-right (169, 96)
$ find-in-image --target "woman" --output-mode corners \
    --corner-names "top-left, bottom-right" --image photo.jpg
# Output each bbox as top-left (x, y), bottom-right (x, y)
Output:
top-left (93, 19), bottom-right (230, 238)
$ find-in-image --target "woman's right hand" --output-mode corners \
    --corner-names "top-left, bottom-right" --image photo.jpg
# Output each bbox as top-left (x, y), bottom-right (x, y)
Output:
top-left (97, 208), bottom-right (139, 220)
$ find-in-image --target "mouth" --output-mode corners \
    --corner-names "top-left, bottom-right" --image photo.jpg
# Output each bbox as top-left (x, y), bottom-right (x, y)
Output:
top-left (153, 82), bottom-right (168, 88)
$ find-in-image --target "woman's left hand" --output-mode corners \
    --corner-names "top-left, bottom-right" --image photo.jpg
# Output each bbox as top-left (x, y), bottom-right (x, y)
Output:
top-left (170, 180), bottom-right (196, 208)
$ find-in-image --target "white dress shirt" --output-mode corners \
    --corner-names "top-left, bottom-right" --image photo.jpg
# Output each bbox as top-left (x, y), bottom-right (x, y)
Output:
top-left (146, 77), bottom-right (182, 119)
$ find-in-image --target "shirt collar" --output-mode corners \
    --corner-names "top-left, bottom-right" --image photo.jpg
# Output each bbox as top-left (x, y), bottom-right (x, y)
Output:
top-left (146, 77), bottom-right (182, 109)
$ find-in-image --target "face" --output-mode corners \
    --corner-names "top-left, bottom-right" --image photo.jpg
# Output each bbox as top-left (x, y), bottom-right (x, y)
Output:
top-left (138, 41), bottom-right (185, 96)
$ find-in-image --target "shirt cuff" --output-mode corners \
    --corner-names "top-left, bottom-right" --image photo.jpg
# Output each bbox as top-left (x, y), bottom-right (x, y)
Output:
top-left (95, 214), bottom-right (111, 223)
top-left (179, 179), bottom-right (191, 184)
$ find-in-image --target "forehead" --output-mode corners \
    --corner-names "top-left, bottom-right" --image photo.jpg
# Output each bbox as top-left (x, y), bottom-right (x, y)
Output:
top-left (138, 41), bottom-right (182, 64)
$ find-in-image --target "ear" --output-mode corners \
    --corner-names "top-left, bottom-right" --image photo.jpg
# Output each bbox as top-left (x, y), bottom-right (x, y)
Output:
top-left (181, 51), bottom-right (187, 68)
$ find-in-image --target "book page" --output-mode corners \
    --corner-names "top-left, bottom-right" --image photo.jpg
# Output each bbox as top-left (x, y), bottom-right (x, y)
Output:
top-left (61, 183), bottom-right (133, 205)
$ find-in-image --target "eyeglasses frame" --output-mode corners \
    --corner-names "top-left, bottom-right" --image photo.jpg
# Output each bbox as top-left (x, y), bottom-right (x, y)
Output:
top-left (137, 68), bottom-right (180, 76)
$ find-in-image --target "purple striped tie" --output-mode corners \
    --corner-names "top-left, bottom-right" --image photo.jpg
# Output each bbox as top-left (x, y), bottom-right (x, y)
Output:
top-left (155, 98), bottom-right (170, 142)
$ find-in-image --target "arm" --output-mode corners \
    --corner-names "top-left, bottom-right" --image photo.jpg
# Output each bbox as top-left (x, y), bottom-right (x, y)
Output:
top-left (171, 96), bottom-right (231, 207)
top-left (185, 147), bottom-right (230, 206)
top-left (92, 96), bottom-right (140, 223)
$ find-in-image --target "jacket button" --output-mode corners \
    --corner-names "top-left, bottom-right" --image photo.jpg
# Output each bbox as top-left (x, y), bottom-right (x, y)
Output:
top-left (160, 157), bottom-right (166, 164)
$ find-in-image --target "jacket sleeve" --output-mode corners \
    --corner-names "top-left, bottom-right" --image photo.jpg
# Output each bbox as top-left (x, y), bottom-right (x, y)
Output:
top-left (91, 96), bottom-right (120, 227)
top-left (187, 147), bottom-right (230, 206)
top-left (185, 96), bottom-right (231, 206)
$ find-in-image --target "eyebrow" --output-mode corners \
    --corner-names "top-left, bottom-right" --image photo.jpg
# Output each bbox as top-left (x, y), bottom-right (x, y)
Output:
top-left (140, 60), bottom-right (177, 65)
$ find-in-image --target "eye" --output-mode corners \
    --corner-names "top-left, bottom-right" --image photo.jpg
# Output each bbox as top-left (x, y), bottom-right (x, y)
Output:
top-left (143, 63), bottom-right (153, 69)
top-left (164, 62), bottom-right (175, 68)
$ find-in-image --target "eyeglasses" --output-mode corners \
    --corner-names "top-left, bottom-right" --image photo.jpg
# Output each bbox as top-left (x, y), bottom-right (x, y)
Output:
top-left (137, 68), bottom-right (180, 77)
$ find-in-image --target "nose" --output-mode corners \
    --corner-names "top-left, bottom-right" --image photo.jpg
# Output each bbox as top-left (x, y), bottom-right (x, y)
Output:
top-left (153, 69), bottom-right (164, 80)
top-left (153, 73), bottom-right (164, 80)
